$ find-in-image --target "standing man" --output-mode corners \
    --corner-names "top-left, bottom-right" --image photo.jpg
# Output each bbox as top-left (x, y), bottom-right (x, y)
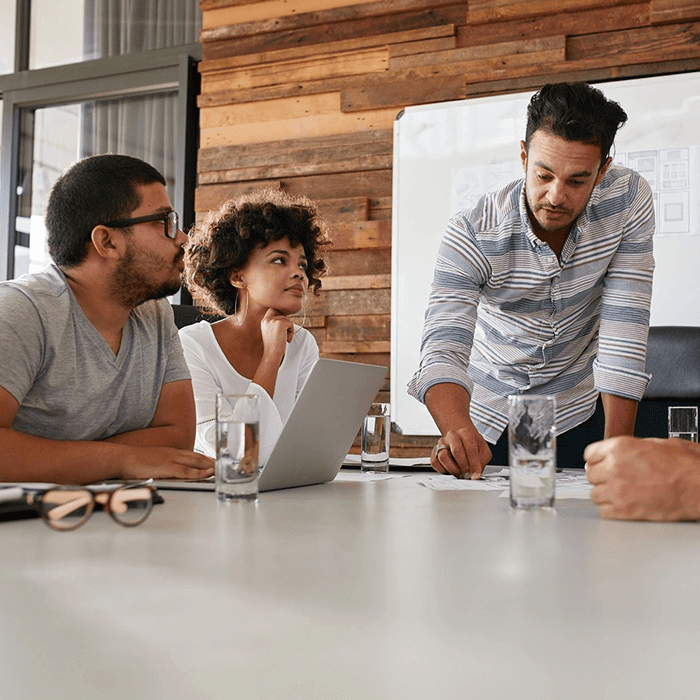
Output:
top-left (408, 82), bottom-right (655, 478)
top-left (0, 154), bottom-right (214, 484)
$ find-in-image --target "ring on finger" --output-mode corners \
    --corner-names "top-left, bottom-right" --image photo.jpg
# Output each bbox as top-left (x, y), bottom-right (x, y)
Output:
top-left (434, 443), bottom-right (449, 458)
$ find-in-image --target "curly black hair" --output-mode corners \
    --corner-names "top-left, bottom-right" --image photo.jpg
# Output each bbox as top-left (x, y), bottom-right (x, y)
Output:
top-left (525, 82), bottom-right (628, 166)
top-left (184, 189), bottom-right (331, 317)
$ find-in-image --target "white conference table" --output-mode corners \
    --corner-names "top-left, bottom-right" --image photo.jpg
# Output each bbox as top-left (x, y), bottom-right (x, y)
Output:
top-left (1, 470), bottom-right (700, 700)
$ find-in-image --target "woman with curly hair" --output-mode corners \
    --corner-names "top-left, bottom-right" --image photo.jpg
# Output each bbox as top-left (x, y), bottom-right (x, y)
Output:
top-left (180, 189), bottom-right (331, 460)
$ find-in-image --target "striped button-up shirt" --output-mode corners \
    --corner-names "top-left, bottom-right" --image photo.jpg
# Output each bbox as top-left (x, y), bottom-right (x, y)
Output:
top-left (407, 165), bottom-right (655, 443)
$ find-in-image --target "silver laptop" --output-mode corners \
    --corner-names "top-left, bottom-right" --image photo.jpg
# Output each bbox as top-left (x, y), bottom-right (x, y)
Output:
top-left (157, 358), bottom-right (387, 492)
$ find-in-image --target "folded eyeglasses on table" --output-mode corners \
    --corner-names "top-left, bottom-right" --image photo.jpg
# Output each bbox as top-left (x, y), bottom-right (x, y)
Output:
top-left (0, 480), bottom-right (159, 530)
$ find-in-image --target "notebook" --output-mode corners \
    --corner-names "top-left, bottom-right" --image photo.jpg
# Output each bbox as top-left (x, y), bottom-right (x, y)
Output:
top-left (157, 358), bottom-right (387, 493)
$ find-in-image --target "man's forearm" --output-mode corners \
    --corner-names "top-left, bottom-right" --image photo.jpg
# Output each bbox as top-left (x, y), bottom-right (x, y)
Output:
top-left (601, 393), bottom-right (638, 438)
top-left (424, 383), bottom-right (473, 434)
top-left (104, 423), bottom-right (195, 450)
top-left (0, 428), bottom-right (128, 484)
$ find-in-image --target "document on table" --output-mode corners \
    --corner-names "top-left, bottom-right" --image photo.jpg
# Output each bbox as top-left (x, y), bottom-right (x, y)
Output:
top-left (336, 471), bottom-right (398, 482)
top-left (418, 467), bottom-right (510, 491)
top-left (420, 469), bottom-right (594, 500)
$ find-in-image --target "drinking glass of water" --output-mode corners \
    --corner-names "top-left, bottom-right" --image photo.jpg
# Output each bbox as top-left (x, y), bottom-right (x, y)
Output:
top-left (668, 406), bottom-right (699, 442)
top-left (215, 393), bottom-right (261, 501)
top-left (508, 395), bottom-right (557, 509)
top-left (361, 402), bottom-right (391, 473)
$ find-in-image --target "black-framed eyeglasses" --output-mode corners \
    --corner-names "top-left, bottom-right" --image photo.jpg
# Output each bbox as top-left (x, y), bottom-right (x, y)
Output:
top-left (104, 210), bottom-right (180, 239)
top-left (27, 480), bottom-right (156, 531)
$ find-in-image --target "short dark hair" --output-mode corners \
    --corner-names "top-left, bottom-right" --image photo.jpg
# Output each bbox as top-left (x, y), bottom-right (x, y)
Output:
top-left (45, 154), bottom-right (166, 268)
top-left (184, 189), bottom-right (331, 317)
top-left (525, 82), bottom-right (628, 165)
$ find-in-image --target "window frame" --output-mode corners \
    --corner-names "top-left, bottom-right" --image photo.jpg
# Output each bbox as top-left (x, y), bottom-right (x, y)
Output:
top-left (0, 2), bottom-right (200, 281)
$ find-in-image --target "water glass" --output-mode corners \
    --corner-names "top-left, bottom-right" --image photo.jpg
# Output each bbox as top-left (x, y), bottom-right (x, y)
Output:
top-left (508, 395), bottom-right (556, 509)
top-left (668, 406), bottom-right (699, 442)
top-left (361, 403), bottom-right (391, 473)
top-left (215, 394), bottom-right (261, 501)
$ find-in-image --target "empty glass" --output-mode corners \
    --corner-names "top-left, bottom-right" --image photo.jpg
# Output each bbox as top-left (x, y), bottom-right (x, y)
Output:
top-left (668, 406), bottom-right (698, 442)
top-left (508, 395), bottom-right (557, 509)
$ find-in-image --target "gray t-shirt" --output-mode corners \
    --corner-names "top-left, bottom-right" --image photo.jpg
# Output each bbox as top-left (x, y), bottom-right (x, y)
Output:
top-left (0, 264), bottom-right (190, 441)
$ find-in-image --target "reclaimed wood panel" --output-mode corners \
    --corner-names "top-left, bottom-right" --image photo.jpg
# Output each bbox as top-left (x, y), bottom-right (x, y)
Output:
top-left (198, 129), bottom-right (393, 174)
top-left (200, 92), bottom-right (342, 130)
top-left (458, 56), bottom-right (700, 99)
top-left (198, 155), bottom-right (393, 183)
top-left (200, 25), bottom-right (455, 72)
top-left (321, 273), bottom-right (391, 290)
top-left (326, 314), bottom-right (390, 341)
top-left (322, 351), bottom-right (390, 367)
top-left (200, 104), bottom-right (398, 147)
top-left (202, 0), bottom-right (464, 43)
top-left (326, 248), bottom-right (392, 276)
top-left (567, 20), bottom-right (700, 63)
top-left (202, 0), bottom-right (381, 28)
top-left (388, 36), bottom-right (457, 58)
top-left (457, 4), bottom-right (649, 48)
top-left (321, 340), bottom-right (390, 353)
top-left (466, 0), bottom-right (641, 24)
top-left (306, 288), bottom-right (391, 316)
top-left (202, 5), bottom-right (467, 61)
top-left (341, 43), bottom-right (565, 111)
top-left (651, 0), bottom-right (700, 23)
top-left (200, 72), bottom-right (391, 107)
top-left (389, 34), bottom-right (565, 69)
top-left (327, 221), bottom-right (391, 250)
top-left (316, 197), bottom-right (371, 223)
top-left (201, 47), bottom-right (389, 93)
top-left (195, 170), bottom-right (393, 211)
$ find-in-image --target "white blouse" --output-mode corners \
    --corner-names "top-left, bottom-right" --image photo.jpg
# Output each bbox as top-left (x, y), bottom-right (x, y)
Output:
top-left (179, 321), bottom-right (319, 463)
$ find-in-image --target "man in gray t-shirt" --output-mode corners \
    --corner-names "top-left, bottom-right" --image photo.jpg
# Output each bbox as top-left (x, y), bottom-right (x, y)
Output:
top-left (0, 154), bottom-right (214, 484)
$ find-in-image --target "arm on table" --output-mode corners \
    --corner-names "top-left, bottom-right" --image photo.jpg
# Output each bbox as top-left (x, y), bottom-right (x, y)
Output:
top-left (104, 379), bottom-right (197, 450)
top-left (425, 383), bottom-right (492, 479)
top-left (0, 385), bottom-right (213, 485)
top-left (584, 435), bottom-right (700, 521)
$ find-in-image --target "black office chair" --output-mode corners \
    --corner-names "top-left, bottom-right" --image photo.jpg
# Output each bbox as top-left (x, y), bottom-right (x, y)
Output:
top-left (171, 303), bottom-right (216, 329)
top-left (635, 326), bottom-right (700, 438)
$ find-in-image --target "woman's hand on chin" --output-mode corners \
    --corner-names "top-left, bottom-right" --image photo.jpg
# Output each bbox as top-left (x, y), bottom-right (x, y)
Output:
top-left (260, 307), bottom-right (294, 359)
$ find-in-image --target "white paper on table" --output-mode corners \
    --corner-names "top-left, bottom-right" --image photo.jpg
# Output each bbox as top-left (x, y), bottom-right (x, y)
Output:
top-left (497, 472), bottom-right (593, 500)
top-left (419, 470), bottom-right (510, 492)
top-left (335, 471), bottom-right (399, 482)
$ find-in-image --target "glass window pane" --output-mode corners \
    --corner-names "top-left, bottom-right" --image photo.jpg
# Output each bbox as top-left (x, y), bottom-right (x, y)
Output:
top-left (0, 0), bottom-right (15, 75)
top-left (30, 0), bottom-right (201, 70)
top-left (14, 91), bottom-right (177, 276)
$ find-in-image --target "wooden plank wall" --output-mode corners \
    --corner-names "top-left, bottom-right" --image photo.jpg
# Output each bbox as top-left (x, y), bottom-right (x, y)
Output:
top-left (197, 0), bottom-right (700, 456)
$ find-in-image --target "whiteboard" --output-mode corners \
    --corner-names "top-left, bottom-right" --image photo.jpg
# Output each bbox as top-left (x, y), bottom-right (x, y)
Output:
top-left (391, 72), bottom-right (700, 436)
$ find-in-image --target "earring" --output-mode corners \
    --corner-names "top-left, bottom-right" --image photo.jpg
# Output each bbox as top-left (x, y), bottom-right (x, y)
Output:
top-left (293, 293), bottom-right (307, 334)
top-left (233, 288), bottom-right (248, 326)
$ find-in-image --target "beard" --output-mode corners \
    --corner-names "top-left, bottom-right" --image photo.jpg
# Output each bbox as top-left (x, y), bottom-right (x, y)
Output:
top-left (110, 244), bottom-right (183, 308)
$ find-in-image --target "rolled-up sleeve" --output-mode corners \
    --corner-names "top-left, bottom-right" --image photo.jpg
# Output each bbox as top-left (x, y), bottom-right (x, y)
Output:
top-left (594, 173), bottom-right (655, 401)
top-left (407, 214), bottom-right (490, 403)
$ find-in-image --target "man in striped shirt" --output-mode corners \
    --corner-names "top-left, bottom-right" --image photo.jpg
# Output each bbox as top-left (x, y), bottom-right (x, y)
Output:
top-left (408, 82), bottom-right (655, 478)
